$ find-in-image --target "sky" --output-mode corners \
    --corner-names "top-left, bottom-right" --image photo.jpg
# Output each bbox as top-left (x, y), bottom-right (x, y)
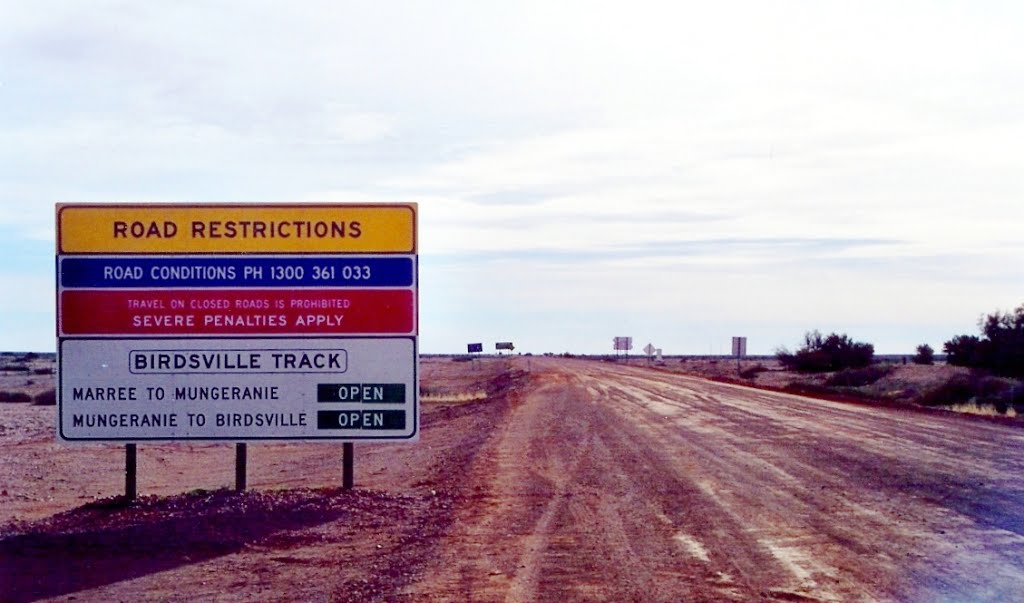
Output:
top-left (3, 1), bottom-right (1024, 355)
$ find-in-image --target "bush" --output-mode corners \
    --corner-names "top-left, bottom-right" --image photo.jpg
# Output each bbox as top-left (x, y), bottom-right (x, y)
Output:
top-left (919, 374), bottom-right (978, 407)
top-left (777, 330), bottom-right (875, 373)
top-left (825, 365), bottom-right (893, 387)
top-left (944, 335), bottom-right (983, 367)
top-left (918, 373), bottom-right (1024, 414)
top-left (0, 390), bottom-right (32, 403)
top-left (33, 388), bottom-right (57, 406)
top-left (944, 305), bottom-right (1024, 377)
top-left (739, 364), bottom-right (769, 379)
top-left (912, 344), bottom-right (935, 365)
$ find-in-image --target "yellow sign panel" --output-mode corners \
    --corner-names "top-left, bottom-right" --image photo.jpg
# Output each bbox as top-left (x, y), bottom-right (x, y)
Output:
top-left (57, 204), bottom-right (416, 254)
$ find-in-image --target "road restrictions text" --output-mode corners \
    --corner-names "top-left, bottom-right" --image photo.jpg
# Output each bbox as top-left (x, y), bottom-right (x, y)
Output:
top-left (58, 204), bottom-right (416, 254)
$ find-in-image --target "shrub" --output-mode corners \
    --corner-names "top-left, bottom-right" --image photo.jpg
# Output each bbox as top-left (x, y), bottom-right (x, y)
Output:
top-left (918, 373), bottom-right (1024, 414)
top-left (825, 365), bottom-right (893, 387)
top-left (912, 344), bottom-right (935, 365)
top-left (739, 364), bottom-right (769, 379)
top-left (944, 305), bottom-right (1024, 377)
top-left (33, 388), bottom-right (57, 406)
top-left (919, 374), bottom-right (978, 407)
top-left (777, 330), bottom-right (875, 373)
top-left (0, 390), bottom-right (32, 403)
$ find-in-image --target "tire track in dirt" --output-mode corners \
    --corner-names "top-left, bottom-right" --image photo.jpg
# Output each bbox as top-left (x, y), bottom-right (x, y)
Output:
top-left (404, 365), bottom-right (807, 602)
top-left (563, 360), bottom-right (1024, 602)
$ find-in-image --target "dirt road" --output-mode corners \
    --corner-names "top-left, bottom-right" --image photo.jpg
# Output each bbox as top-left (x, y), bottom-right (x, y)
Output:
top-left (3, 358), bottom-right (1024, 602)
top-left (399, 359), bottom-right (1024, 602)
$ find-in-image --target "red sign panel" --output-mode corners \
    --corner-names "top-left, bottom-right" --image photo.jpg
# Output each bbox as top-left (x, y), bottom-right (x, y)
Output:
top-left (60, 289), bottom-right (414, 336)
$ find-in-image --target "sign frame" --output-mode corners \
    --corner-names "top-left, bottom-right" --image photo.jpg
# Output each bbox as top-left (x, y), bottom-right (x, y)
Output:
top-left (732, 336), bottom-right (747, 358)
top-left (56, 203), bottom-right (419, 443)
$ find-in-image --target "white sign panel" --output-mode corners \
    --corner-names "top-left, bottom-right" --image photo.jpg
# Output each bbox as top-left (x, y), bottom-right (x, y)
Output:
top-left (57, 203), bottom-right (419, 443)
top-left (732, 336), bottom-right (747, 358)
top-left (59, 337), bottom-right (417, 441)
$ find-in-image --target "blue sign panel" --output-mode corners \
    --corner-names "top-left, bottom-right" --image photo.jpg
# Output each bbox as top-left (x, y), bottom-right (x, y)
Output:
top-left (60, 256), bottom-right (415, 288)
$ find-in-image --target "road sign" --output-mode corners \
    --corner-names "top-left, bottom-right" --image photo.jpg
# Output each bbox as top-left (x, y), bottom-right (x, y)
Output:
top-left (58, 289), bottom-right (414, 336)
top-left (613, 337), bottom-right (632, 351)
top-left (495, 342), bottom-right (515, 351)
top-left (467, 343), bottom-right (483, 354)
top-left (732, 337), bottom-right (747, 358)
top-left (56, 203), bottom-right (418, 442)
top-left (643, 343), bottom-right (655, 356)
top-left (57, 204), bottom-right (415, 254)
top-left (59, 338), bottom-right (416, 440)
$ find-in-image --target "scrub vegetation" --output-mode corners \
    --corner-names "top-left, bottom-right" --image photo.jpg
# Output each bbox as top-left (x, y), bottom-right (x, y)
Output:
top-left (775, 330), bottom-right (874, 373)
top-left (943, 305), bottom-right (1024, 377)
top-left (764, 306), bottom-right (1024, 417)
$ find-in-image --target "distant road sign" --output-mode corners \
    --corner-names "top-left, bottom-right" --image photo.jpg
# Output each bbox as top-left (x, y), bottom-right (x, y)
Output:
top-left (613, 337), bottom-right (633, 351)
top-left (732, 337), bottom-right (748, 358)
top-left (495, 342), bottom-right (515, 351)
top-left (467, 343), bottom-right (483, 354)
top-left (643, 343), bottom-right (655, 356)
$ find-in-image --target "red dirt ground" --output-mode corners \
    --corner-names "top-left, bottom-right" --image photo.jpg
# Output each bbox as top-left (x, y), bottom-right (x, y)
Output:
top-left (3, 357), bottom-right (1024, 602)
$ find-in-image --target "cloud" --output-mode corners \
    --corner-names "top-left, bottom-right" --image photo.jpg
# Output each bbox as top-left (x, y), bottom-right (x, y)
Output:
top-left (324, 108), bottom-right (396, 144)
top-left (4, 1), bottom-right (1024, 353)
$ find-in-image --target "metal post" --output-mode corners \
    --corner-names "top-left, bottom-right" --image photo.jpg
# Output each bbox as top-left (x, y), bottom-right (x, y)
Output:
top-left (235, 443), bottom-right (248, 492)
top-left (125, 444), bottom-right (137, 501)
top-left (343, 442), bottom-right (354, 490)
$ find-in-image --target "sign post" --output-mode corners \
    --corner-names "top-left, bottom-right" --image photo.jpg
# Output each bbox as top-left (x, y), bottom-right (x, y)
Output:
top-left (343, 442), bottom-right (354, 490)
top-left (235, 443), bottom-right (247, 492)
top-left (613, 337), bottom-right (633, 360)
top-left (125, 443), bottom-right (137, 501)
top-left (467, 343), bottom-right (484, 370)
top-left (732, 336), bottom-right (748, 375)
top-left (56, 203), bottom-right (419, 494)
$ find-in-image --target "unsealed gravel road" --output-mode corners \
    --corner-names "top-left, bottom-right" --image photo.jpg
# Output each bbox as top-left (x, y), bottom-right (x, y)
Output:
top-left (406, 358), bottom-right (1024, 602)
top-left (3, 358), bottom-right (1024, 602)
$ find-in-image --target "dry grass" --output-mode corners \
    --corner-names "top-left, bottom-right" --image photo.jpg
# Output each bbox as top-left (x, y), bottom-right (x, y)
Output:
top-left (422, 391), bottom-right (488, 404)
top-left (947, 403), bottom-right (1019, 418)
top-left (665, 358), bottom-right (1024, 420)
